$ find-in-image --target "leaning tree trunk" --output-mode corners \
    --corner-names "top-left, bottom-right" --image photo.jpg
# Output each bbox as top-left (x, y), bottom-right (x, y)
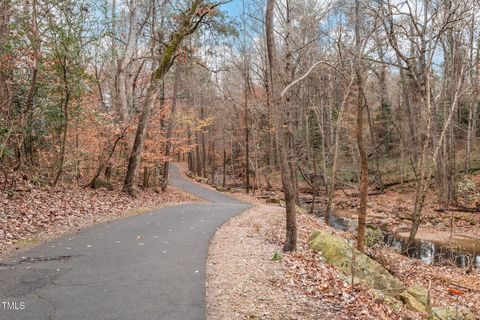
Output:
top-left (123, 0), bottom-right (207, 196)
top-left (222, 132), bottom-right (227, 187)
top-left (210, 141), bottom-right (215, 185)
top-left (404, 57), bottom-right (464, 251)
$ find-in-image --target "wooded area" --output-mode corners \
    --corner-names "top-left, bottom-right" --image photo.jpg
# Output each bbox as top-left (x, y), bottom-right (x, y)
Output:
top-left (2, 0), bottom-right (480, 318)
top-left (1, 0), bottom-right (480, 260)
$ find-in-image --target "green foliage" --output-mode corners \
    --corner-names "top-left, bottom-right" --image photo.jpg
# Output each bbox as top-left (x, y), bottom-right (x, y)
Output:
top-left (272, 251), bottom-right (282, 261)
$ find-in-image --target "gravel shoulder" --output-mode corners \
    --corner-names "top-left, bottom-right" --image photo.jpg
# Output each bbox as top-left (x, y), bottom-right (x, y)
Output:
top-left (206, 202), bottom-right (409, 320)
top-left (206, 204), bottom-right (334, 319)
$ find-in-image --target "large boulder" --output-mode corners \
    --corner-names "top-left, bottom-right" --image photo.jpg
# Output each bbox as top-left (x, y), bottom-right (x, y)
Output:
top-left (370, 289), bottom-right (402, 311)
top-left (309, 231), bottom-right (474, 318)
top-left (399, 286), bottom-right (429, 313)
top-left (309, 230), bottom-right (404, 296)
top-left (432, 306), bottom-right (474, 320)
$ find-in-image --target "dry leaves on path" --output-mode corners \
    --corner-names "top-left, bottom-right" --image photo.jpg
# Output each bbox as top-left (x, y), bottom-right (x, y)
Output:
top-left (0, 184), bottom-right (196, 259)
top-left (207, 204), bottom-right (413, 320)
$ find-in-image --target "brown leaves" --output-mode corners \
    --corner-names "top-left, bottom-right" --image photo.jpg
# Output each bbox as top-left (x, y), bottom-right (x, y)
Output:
top-left (377, 247), bottom-right (480, 316)
top-left (0, 184), bottom-right (194, 258)
top-left (207, 202), bottom-right (412, 319)
top-left (276, 212), bottom-right (407, 320)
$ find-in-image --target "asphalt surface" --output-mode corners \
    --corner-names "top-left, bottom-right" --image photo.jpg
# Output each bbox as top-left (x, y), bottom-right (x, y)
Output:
top-left (0, 163), bottom-right (251, 320)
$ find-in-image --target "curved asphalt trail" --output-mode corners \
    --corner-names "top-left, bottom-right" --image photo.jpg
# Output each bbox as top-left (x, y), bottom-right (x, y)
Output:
top-left (0, 163), bottom-right (251, 320)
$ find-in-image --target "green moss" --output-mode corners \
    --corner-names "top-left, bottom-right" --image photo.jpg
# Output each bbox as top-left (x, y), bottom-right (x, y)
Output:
top-left (265, 198), bottom-right (280, 204)
top-left (309, 230), bottom-right (404, 296)
top-left (400, 286), bottom-right (429, 313)
top-left (92, 178), bottom-right (113, 191)
top-left (431, 306), bottom-right (474, 320)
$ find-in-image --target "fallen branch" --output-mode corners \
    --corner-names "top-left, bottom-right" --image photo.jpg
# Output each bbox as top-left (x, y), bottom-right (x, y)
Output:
top-left (449, 281), bottom-right (479, 293)
top-left (434, 206), bottom-right (480, 213)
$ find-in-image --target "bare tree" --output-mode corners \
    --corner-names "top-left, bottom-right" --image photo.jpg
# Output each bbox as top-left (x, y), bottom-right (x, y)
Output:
top-left (123, 0), bottom-right (220, 196)
top-left (266, 0), bottom-right (297, 251)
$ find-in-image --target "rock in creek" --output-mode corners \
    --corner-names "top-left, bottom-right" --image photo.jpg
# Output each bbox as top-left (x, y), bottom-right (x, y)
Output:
top-left (308, 230), bottom-right (473, 319)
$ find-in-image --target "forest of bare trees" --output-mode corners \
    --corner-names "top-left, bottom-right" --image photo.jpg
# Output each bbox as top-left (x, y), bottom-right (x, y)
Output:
top-left (2, 0), bottom-right (480, 252)
top-left (2, 0), bottom-right (480, 318)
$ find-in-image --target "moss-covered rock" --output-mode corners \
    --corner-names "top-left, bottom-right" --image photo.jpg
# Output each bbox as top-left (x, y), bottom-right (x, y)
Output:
top-left (348, 218), bottom-right (359, 232)
top-left (92, 178), bottom-right (113, 191)
top-left (309, 230), bottom-right (475, 318)
top-left (371, 289), bottom-right (402, 311)
top-left (309, 230), bottom-right (404, 296)
top-left (406, 286), bottom-right (428, 306)
top-left (400, 286), bottom-right (429, 313)
top-left (432, 306), bottom-right (474, 320)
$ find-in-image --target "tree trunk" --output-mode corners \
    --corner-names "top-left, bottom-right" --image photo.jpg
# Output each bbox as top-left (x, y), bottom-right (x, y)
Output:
top-left (143, 166), bottom-right (150, 189)
top-left (244, 75), bottom-right (250, 193)
top-left (195, 134), bottom-right (202, 176)
top-left (123, 0), bottom-right (206, 195)
top-left (354, 0), bottom-right (368, 252)
top-left (222, 137), bottom-right (226, 187)
top-left (210, 141), bottom-right (215, 185)
top-left (162, 66), bottom-right (180, 191)
top-left (465, 24), bottom-right (479, 177)
top-left (321, 77), bottom-right (354, 223)
top-left (404, 49), bottom-right (464, 250)
top-left (52, 61), bottom-right (70, 186)
top-left (187, 127), bottom-right (194, 172)
top-left (123, 84), bottom-right (157, 195)
top-left (366, 104), bottom-right (383, 192)
top-left (200, 104), bottom-right (206, 178)
top-left (266, 0), bottom-right (297, 252)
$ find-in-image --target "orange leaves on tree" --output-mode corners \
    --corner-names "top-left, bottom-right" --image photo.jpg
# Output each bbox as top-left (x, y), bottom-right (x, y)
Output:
top-left (195, 6), bottom-right (218, 17)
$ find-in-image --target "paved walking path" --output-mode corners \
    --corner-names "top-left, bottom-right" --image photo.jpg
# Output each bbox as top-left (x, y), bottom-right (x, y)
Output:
top-left (0, 163), bottom-right (251, 319)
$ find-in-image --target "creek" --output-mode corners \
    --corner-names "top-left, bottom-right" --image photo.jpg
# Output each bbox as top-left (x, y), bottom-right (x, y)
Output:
top-left (318, 209), bottom-right (480, 268)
